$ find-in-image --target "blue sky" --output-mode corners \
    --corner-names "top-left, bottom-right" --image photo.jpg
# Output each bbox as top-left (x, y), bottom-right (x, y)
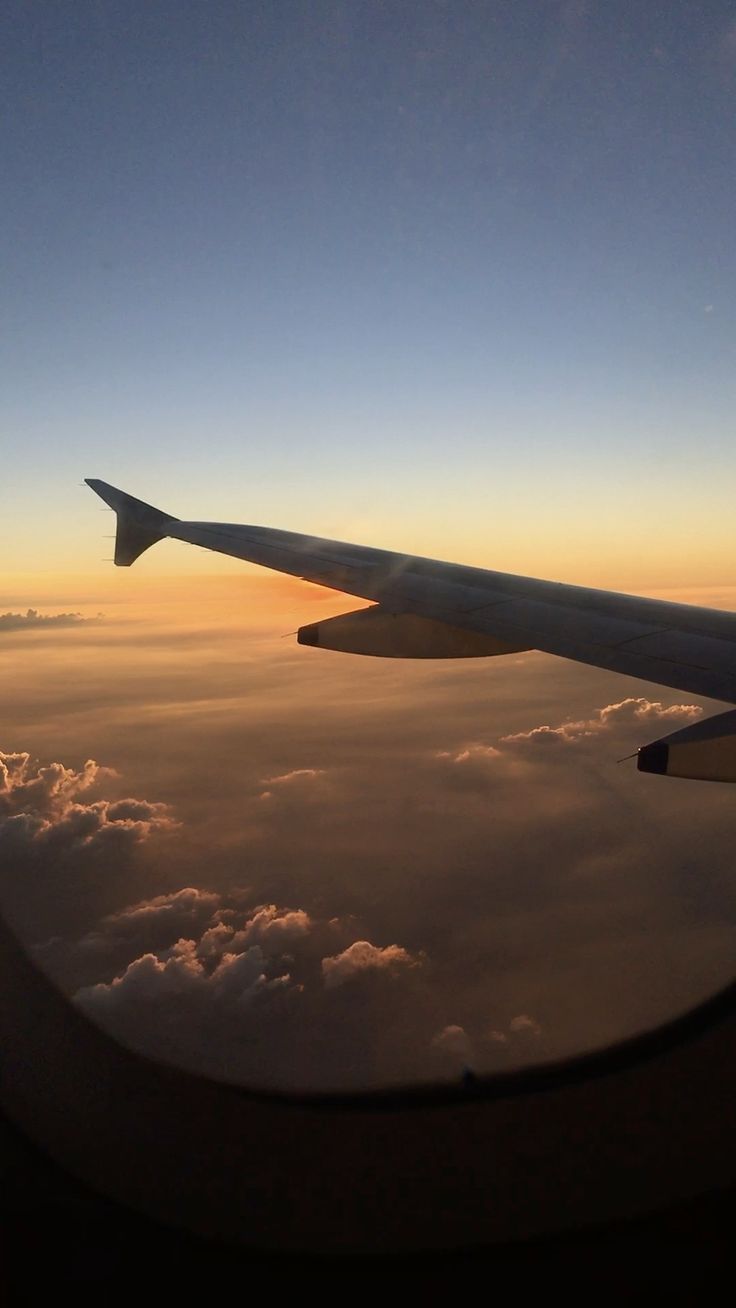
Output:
top-left (3, 1), bottom-right (736, 578)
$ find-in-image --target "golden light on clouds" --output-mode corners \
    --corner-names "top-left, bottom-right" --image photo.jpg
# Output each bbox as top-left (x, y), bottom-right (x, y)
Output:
top-left (2, 569), bottom-right (736, 1090)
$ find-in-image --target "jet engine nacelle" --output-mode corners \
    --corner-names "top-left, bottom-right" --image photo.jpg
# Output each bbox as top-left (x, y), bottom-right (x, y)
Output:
top-left (638, 707), bottom-right (736, 783)
top-left (297, 605), bottom-right (529, 659)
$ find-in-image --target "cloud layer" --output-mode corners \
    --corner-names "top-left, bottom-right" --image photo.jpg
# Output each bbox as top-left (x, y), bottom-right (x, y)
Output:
top-left (4, 595), bottom-right (736, 1092)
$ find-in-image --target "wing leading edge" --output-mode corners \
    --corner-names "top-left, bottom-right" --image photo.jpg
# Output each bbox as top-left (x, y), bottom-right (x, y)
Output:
top-left (85, 479), bottom-right (736, 780)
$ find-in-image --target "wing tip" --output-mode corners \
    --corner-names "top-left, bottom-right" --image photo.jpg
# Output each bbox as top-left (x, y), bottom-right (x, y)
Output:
top-left (85, 478), bottom-right (177, 566)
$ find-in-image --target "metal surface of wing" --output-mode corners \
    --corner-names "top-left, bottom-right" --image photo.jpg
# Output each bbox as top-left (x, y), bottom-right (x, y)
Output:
top-left (86, 479), bottom-right (736, 705)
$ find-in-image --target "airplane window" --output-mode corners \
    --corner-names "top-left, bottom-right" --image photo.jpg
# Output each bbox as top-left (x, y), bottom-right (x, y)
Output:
top-left (3, 1), bottom-right (736, 1107)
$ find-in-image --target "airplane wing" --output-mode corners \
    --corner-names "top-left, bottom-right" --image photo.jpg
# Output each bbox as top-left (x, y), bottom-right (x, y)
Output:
top-left (85, 479), bottom-right (736, 781)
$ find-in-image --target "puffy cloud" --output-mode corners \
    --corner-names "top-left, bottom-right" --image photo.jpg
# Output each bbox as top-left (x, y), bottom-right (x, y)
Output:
top-left (433, 1016), bottom-right (541, 1061)
top-left (509, 1014), bottom-right (542, 1037)
top-left (70, 893), bottom-right (331, 1082)
top-left (196, 920), bottom-right (237, 959)
top-left (0, 748), bottom-right (176, 850)
top-left (431, 1024), bottom-right (472, 1058)
top-left (321, 939), bottom-right (420, 988)
top-left (64, 894), bottom-right (429, 1087)
top-left (230, 904), bottom-right (312, 948)
top-left (485, 1029), bottom-right (508, 1045)
top-left (208, 947), bottom-right (292, 1004)
top-left (77, 938), bottom-right (292, 1016)
top-left (84, 888), bottom-right (221, 949)
top-left (0, 752), bottom-right (107, 815)
top-left (500, 697), bottom-right (701, 750)
top-left (595, 698), bottom-right (701, 727)
top-left (84, 894), bottom-right (312, 955)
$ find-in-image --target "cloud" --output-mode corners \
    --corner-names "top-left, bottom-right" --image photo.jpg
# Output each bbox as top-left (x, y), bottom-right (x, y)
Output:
top-left (432, 1016), bottom-right (541, 1068)
top-left (0, 745), bottom-right (181, 950)
top-left (77, 938), bottom-right (293, 1018)
top-left (74, 898), bottom-right (315, 1034)
top-left (321, 939), bottom-right (421, 988)
top-left (75, 893), bottom-right (313, 966)
top-left (82, 887), bottom-right (222, 950)
top-left (0, 752), bottom-right (109, 816)
top-left (0, 748), bottom-right (176, 850)
top-left (500, 697), bottom-right (701, 750)
top-left (0, 608), bottom-right (93, 632)
top-left (509, 1014), bottom-right (542, 1037)
top-left (431, 1024), bottom-right (472, 1058)
top-left (229, 903), bottom-right (313, 948)
top-left (258, 768), bottom-right (327, 802)
top-left (262, 768), bottom-right (325, 786)
top-left (438, 744), bottom-right (503, 765)
top-left (6, 624), bottom-right (734, 1096)
top-left (485, 1029), bottom-right (508, 1045)
top-left (69, 895), bottom-right (425, 1087)
top-left (432, 741), bottom-right (522, 794)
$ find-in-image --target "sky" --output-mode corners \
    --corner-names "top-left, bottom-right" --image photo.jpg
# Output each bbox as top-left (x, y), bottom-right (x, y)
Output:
top-left (2, 2), bottom-right (736, 1092)
top-left (3, 0), bottom-right (736, 583)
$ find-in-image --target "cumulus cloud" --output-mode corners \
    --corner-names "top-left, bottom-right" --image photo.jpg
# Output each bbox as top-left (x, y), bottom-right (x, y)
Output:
top-left (0, 748), bottom-right (176, 850)
top-left (509, 1014), bottom-right (542, 1037)
top-left (0, 608), bottom-right (94, 632)
top-left (321, 939), bottom-right (421, 988)
top-left (0, 752), bottom-right (108, 814)
top-left (229, 903), bottom-right (312, 948)
top-left (81, 887), bottom-right (222, 953)
top-left (435, 699), bottom-right (703, 783)
top-left (431, 1024), bottom-right (472, 1058)
top-left (486, 1029), bottom-right (508, 1045)
top-left (500, 697), bottom-right (701, 750)
top-left (77, 938), bottom-right (292, 1017)
top-left (75, 893), bottom-right (314, 966)
top-left (433, 1016), bottom-right (541, 1065)
top-left (66, 888), bottom-right (425, 1087)
top-left (73, 896), bottom-right (317, 1045)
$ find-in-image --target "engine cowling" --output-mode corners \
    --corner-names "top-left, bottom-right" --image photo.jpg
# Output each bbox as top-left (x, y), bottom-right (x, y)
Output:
top-left (638, 707), bottom-right (736, 782)
top-left (297, 605), bottom-right (529, 659)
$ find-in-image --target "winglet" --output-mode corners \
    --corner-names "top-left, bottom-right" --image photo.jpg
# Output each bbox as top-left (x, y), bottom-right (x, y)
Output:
top-left (85, 479), bottom-right (178, 566)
